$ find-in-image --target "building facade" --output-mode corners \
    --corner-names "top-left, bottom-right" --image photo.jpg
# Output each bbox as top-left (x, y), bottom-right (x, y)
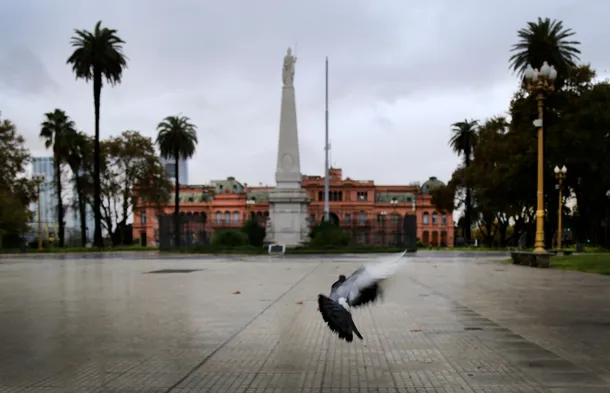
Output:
top-left (160, 157), bottom-right (189, 185)
top-left (30, 157), bottom-right (59, 237)
top-left (133, 168), bottom-right (454, 247)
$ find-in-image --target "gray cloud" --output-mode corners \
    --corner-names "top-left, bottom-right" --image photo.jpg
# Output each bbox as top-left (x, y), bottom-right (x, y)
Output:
top-left (0, 47), bottom-right (58, 95)
top-left (1, 0), bottom-right (609, 187)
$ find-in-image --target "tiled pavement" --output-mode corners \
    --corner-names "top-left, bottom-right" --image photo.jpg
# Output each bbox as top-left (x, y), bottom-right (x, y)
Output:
top-left (0, 252), bottom-right (608, 393)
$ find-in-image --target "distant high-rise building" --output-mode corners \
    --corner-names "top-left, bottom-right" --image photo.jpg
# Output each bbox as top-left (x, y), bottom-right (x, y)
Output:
top-left (160, 157), bottom-right (189, 185)
top-left (30, 157), bottom-right (58, 235)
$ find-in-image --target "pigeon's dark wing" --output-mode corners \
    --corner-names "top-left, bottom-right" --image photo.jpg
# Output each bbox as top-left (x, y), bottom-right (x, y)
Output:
top-left (349, 282), bottom-right (381, 308)
top-left (317, 294), bottom-right (363, 342)
top-left (333, 250), bottom-right (408, 308)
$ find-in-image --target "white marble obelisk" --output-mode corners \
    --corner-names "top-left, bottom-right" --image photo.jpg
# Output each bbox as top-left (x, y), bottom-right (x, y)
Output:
top-left (265, 47), bottom-right (310, 247)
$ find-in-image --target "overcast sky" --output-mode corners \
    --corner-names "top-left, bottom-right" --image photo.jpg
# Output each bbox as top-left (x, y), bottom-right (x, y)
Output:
top-left (1, 0), bottom-right (609, 187)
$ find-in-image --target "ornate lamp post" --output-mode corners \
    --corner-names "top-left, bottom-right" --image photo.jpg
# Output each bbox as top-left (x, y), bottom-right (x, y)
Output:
top-left (554, 165), bottom-right (567, 253)
top-left (32, 175), bottom-right (45, 251)
top-left (524, 61), bottom-right (558, 254)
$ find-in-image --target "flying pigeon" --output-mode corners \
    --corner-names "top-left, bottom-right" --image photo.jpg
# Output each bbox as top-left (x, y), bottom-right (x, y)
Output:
top-left (317, 250), bottom-right (408, 342)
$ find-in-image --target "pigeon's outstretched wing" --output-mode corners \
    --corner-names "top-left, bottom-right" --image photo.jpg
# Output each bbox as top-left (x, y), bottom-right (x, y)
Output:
top-left (317, 294), bottom-right (363, 342)
top-left (334, 250), bottom-right (408, 308)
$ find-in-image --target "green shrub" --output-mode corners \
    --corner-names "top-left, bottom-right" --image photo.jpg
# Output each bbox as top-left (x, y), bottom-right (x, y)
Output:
top-left (308, 221), bottom-right (351, 248)
top-left (211, 229), bottom-right (248, 247)
top-left (241, 218), bottom-right (266, 247)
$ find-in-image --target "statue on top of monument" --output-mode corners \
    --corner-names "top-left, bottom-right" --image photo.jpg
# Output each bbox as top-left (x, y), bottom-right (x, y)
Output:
top-left (282, 47), bottom-right (297, 87)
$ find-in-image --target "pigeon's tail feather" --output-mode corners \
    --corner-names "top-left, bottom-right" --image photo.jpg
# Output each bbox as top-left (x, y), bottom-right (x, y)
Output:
top-left (317, 294), bottom-right (364, 342)
top-left (351, 320), bottom-right (363, 340)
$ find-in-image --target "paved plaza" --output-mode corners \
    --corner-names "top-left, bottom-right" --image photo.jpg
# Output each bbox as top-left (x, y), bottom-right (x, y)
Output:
top-left (0, 251), bottom-right (609, 393)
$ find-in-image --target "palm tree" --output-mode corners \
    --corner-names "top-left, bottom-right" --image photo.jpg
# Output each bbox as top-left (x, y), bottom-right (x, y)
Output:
top-left (67, 20), bottom-right (128, 248)
top-left (40, 109), bottom-right (77, 248)
top-left (66, 132), bottom-right (91, 247)
top-left (509, 17), bottom-right (581, 80)
top-left (155, 115), bottom-right (198, 247)
top-left (449, 119), bottom-right (479, 244)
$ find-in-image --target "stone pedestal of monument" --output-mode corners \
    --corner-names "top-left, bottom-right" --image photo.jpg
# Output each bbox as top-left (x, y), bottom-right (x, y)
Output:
top-left (265, 47), bottom-right (310, 247)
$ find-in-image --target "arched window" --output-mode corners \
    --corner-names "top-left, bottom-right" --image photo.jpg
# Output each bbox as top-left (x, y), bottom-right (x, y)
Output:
top-left (224, 211), bottom-right (230, 224)
top-left (441, 214), bottom-right (447, 225)
top-left (232, 211), bottom-right (240, 224)
top-left (345, 213), bottom-right (351, 224)
top-left (318, 191), bottom-right (323, 201)
top-left (215, 211), bottom-right (222, 223)
top-left (423, 212), bottom-right (429, 225)
top-left (432, 212), bottom-right (438, 225)
top-left (359, 211), bottom-right (366, 224)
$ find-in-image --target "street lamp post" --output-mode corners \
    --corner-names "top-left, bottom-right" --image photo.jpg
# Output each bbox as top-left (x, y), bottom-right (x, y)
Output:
top-left (524, 61), bottom-right (558, 254)
top-left (32, 175), bottom-right (45, 251)
top-left (554, 165), bottom-right (567, 253)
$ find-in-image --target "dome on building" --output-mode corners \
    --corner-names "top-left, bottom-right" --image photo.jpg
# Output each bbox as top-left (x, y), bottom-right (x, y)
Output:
top-left (214, 176), bottom-right (244, 194)
top-left (421, 176), bottom-right (445, 194)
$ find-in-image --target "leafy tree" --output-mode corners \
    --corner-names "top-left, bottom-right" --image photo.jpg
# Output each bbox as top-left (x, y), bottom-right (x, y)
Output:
top-left (67, 20), bottom-right (128, 248)
top-left (66, 131), bottom-right (92, 247)
top-left (309, 221), bottom-right (350, 248)
top-left (449, 119), bottom-right (478, 243)
top-left (82, 131), bottom-right (171, 245)
top-left (0, 117), bottom-right (36, 244)
top-left (450, 63), bottom-right (610, 248)
top-left (241, 218), bottom-right (266, 247)
top-left (155, 115), bottom-right (198, 247)
top-left (509, 17), bottom-right (581, 86)
top-left (212, 229), bottom-right (248, 247)
top-left (430, 184), bottom-right (456, 214)
top-left (40, 109), bottom-right (77, 248)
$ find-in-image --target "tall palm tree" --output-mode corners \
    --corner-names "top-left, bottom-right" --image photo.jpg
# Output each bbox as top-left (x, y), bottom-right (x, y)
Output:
top-left (66, 132), bottom-right (91, 247)
top-left (40, 109), bottom-right (77, 248)
top-left (449, 119), bottom-right (479, 244)
top-left (155, 115), bottom-right (198, 247)
top-left (509, 17), bottom-right (581, 80)
top-left (67, 20), bottom-right (128, 248)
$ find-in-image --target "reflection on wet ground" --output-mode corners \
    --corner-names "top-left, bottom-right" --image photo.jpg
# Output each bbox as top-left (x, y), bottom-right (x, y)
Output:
top-left (0, 253), bottom-right (607, 392)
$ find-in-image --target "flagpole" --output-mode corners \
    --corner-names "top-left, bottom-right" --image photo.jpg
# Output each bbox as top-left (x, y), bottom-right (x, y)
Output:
top-left (324, 57), bottom-right (330, 222)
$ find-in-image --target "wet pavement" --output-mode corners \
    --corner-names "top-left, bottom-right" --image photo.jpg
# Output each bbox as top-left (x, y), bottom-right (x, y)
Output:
top-left (0, 252), bottom-right (608, 392)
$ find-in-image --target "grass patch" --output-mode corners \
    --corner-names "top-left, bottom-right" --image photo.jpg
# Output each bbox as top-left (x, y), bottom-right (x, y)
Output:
top-left (434, 247), bottom-right (511, 251)
top-left (561, 245), bottom-right (610, 253)
top-left (0, 245), bottom-right (156, 254)
top-left (551, 254), bottom-right (610, 275)
top-left (166, 245), bottom-right (416, 255)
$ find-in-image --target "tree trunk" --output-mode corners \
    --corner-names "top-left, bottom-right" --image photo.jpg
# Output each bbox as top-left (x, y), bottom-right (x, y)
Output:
top-left (55, 157), bottom-right (65, 248)
top-left (93, 70), bottom-right (103, 248)
top-left (464, 150), bottom-right (472, 244)
top-left (174, 151), bottom-right (181, 247)
top-left (75, 175), bottom-right (87, 247)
